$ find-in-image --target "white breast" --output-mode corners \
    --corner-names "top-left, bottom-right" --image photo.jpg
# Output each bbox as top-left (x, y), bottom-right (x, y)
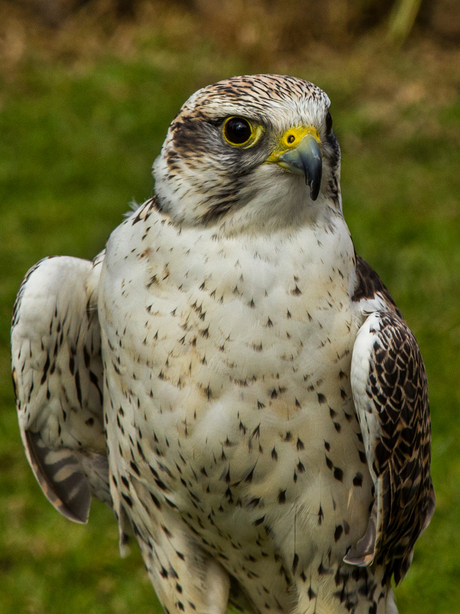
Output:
top-left (99, 204), bottom-right (372, 563)
top-left (101, 206), bottom-right (354, 406)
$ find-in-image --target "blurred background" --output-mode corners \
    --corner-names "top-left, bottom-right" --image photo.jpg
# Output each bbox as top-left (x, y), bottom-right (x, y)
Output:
top-left (0, 0), bottom-right (459, 612)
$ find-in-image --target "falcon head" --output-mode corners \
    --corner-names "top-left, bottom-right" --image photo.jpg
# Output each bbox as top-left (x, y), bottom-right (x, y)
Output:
top-left (153, 74), bottom-right (341, 233)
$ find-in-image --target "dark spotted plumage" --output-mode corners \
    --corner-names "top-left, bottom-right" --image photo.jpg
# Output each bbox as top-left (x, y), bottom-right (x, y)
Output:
top-left (11, 75), bottom-right (434, 614)
top-left (12, 256), bottom-right (111, 524)
top-left (352, 256), bottom-right (401, 315)
top-left (345, 309), bottom-right (435, 585)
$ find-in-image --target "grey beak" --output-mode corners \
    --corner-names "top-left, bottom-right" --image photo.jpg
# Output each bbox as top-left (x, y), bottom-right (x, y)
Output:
top-left (278, 134), bottom-right (323, 200)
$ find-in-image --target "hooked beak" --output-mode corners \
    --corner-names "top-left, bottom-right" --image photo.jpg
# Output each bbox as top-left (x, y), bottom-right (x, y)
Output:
top-left (278, 135), bottom-right (322, 201)
top-left (266, 127), bottom-right (323, 201)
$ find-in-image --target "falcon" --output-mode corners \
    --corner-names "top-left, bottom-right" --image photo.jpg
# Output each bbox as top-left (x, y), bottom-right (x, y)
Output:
top-left (11, 74), bottom-right (435, 614)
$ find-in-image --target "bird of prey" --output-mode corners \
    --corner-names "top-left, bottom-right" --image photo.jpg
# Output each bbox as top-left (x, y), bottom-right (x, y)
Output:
top-left (12, 74), bottom-right (435, 614)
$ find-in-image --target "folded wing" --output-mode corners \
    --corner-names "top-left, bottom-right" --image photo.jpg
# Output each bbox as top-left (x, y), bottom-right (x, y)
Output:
top-left (346, 295), bottom-right (435, 584)
top-left (11, 254), bottom-right (109, 524)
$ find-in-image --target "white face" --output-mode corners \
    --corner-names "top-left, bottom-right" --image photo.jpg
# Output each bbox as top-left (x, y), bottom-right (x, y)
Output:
top-left (153, 74), bottom-right (342, 234)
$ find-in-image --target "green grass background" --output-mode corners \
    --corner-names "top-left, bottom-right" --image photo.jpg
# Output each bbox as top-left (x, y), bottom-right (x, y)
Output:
top-left (1, 11), bottom-right (460, 614)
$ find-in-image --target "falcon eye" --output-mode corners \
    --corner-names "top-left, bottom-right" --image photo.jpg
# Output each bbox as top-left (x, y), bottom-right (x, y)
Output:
top-left (223, 117), bottom-right (253, 147)
top-left (325, 111), bottom-right (333, 135)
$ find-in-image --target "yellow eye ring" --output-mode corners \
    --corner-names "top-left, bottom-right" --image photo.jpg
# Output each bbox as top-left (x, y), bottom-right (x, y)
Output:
top-left (222, 117), bottom-right (263, 148)
top-left (223, 117), bottom-right (253, 146)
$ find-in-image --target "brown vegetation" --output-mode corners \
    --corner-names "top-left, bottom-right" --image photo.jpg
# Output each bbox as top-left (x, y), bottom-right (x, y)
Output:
top-left (1, 0), bottom-right (459, 75)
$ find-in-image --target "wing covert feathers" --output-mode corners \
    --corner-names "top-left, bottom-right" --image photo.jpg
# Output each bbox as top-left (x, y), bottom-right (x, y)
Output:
top-left (11, 255), bottom-right (110, 523)
top-left (347, 309), bottom-right (435, 584)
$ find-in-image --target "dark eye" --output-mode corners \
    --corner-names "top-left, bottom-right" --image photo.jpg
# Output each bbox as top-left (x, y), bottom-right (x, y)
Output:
top-left (325, 111), bottom-right (333, 135)
top-left (223, 117), bottom-right (253, 146)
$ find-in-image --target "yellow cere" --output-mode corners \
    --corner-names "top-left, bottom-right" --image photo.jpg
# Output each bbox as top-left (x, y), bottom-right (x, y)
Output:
top-left (266, 125), bottom-right (321, 163)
